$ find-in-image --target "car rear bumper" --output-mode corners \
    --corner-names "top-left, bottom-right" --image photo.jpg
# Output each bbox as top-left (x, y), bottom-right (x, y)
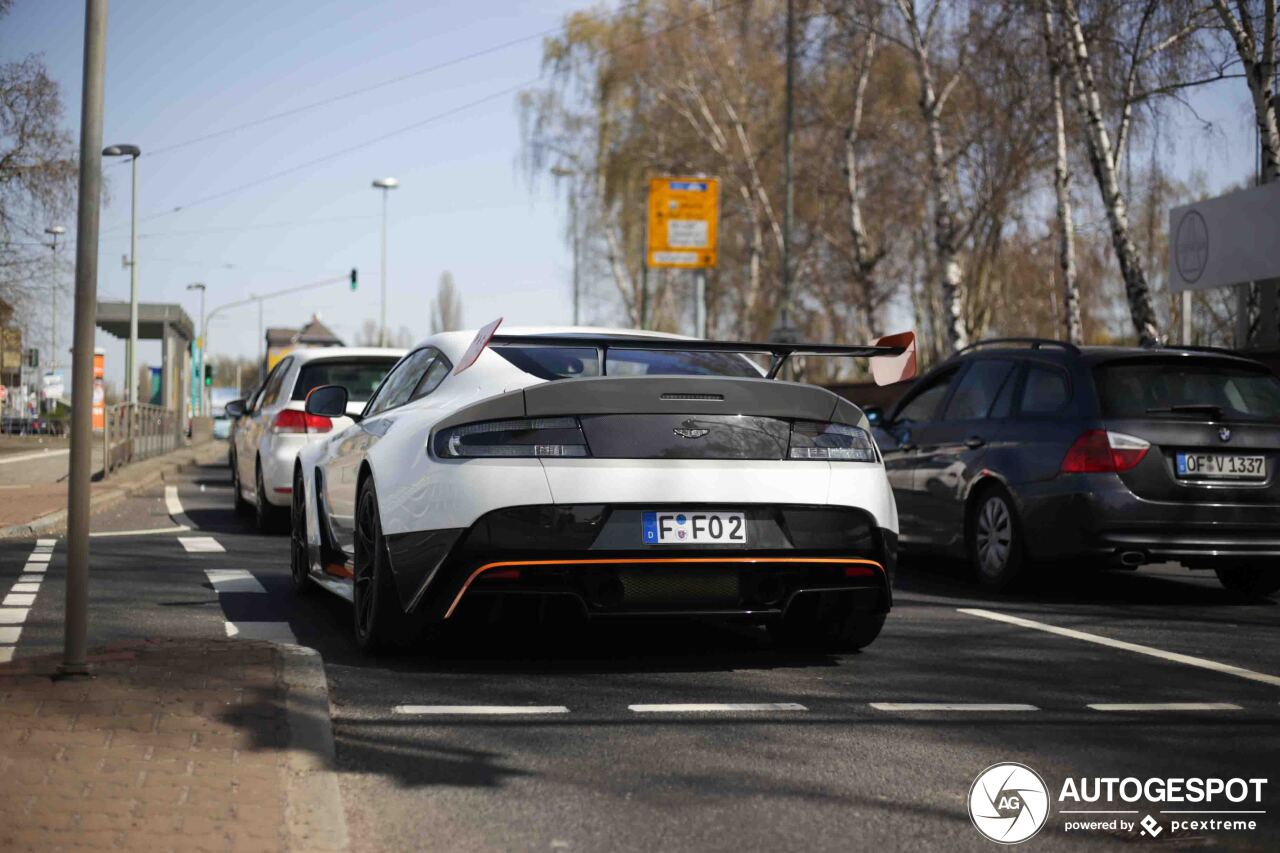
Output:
top-left (385, 503), bottom-right (897, 622)
top-left (259, 433), bottom-right (320, 506)
top-left (1016, 473), bottom-right (1280, 567)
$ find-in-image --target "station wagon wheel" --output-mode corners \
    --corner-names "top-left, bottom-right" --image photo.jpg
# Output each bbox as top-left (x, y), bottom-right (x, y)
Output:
top-left (968, 486), bottom-right (1025, 591)
top-left (289, 468), bottom-right (313, 595)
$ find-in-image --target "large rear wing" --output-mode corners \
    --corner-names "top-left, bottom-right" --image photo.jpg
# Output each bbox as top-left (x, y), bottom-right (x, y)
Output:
top-left (454, 319), bottom-right (917, 386)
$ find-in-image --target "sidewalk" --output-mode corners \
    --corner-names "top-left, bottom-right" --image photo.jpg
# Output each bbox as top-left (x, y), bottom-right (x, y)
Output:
top-left (0, 441), bottom-right (223, 539)
top-left (0, 638), bottom-right (347, 852)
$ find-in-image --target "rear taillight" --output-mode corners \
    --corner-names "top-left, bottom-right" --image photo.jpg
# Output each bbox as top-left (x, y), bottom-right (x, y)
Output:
top-left (1060, 430), bottom-right (1149, 474)
top-left (787, 421), bottom-right (877, 462)
top-left (272, 409), bottom-right (332, 434)
top-left (433, 417), bottom-right (589, 458)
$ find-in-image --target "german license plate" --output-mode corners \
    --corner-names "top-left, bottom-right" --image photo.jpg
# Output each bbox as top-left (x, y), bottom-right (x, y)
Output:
top-left (642, 511), bottom-right (747, 545)
top-left (1175, 452), bottom-right (1266, 480)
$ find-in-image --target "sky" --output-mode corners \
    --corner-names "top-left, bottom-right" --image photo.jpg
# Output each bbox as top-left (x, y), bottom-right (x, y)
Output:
top-left (2, 0), bottom-right (1265, 394)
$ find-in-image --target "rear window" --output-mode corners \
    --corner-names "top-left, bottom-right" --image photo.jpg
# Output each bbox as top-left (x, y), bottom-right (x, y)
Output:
top-left (1094, 360), bottom-right (1280, 422)
top-left (291, 358), bottom-right (399, 404)
top-left (492, 346), bottom-right (762, 380)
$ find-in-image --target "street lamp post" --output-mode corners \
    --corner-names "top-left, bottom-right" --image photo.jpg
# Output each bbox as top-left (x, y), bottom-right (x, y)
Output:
top-left (550, 167), bottom-right (580, 326)
top-left (102, 144), bottom-right (140, 404)
top-left (44, 227), bottom-right (66, 409)
top-left (186, 283), bottom-right (206, 416)
top-left (371, 177), bottom-right (398, 346)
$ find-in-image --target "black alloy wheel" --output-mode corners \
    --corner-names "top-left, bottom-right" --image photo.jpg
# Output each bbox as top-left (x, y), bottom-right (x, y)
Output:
top-left (289, 467), bottom-right (314, 595)
top-left (351, 478), bottom-right (421, 653)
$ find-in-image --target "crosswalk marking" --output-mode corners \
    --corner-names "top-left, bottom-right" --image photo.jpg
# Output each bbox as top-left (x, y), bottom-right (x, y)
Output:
top-left (181, 536), bottom-right (225, 553)
top-left (0, 627), bottom-right (20, 644)
top-left (628, 703), bottom-right (808, 713)
top-left (204, 569), bottom-right (267, 594)
top-left (393, 705), bottom-right (571, 715)
top-left (23, 564), bottom-right (46, 574)
top-left (2, 593), bottom-right (35, 607)
top-left (224, 621), bottom-right (296, 642)
top-left (0, 608), bottom-right (29, 624)
top-left (870, 703), bottom-right (1040, 712)
top-left (10, 583), bottom-right (40, 593)
top-left (26, 553), bottom-right (51, 563)
top-left (0, 540), bottom-right (53, 663)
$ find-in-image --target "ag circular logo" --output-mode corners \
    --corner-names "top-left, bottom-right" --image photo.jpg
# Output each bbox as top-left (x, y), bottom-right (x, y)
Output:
top-left (969, 762), bottom-right (1051, 844)
top-left (1175, 209), bottom-right (1208, 283)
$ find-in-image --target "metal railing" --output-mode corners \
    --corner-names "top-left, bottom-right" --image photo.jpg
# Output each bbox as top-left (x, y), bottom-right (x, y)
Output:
top-left (102, 403), bottom-right (178, 477)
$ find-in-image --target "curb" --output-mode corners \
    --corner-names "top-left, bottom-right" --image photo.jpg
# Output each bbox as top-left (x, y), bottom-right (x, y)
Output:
top-left (0, 442), bottom-right (216, 539)
top-left (277, 643), bottom-right (350, 853)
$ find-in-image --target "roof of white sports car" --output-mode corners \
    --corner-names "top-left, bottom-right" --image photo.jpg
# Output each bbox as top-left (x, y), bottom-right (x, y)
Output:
top-left (426, 326), bottom-right (692, 363)
top-left (283, 345), bottom-right (407, 364)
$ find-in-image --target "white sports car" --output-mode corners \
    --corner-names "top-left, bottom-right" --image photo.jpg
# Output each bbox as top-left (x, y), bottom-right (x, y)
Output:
top-left (291, 322), bottom-right (916, 653)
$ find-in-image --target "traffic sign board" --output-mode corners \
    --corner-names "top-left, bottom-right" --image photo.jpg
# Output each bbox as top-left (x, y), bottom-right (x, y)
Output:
top-left (647, 176), bottom-right (719, 269)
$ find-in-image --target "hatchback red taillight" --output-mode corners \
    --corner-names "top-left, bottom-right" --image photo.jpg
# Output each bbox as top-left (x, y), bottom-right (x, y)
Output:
top-left (1060, 429), bottom-right (1150, 474)
top-left (272, 408), bottom-right (332, 434)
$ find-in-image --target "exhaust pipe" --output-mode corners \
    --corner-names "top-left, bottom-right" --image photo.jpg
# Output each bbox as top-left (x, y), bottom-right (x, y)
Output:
top-left (754, 575), bottom-right (786, 607)
top-left (1118, 551), bottom-right (1146, 568)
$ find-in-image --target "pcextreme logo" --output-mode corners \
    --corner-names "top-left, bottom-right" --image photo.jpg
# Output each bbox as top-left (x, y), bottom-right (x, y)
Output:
top-left (968, 763), bottom-right (1051, 844)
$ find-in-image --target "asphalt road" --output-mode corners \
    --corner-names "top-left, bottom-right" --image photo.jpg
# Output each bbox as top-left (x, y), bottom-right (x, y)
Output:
top-left (3, 449), bottom-right (1279, 851)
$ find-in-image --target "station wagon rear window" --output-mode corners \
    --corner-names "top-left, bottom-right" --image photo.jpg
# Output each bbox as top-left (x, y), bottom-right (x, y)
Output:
top-left (291, 358), bottom-right (400, 404)
top-left (1095, 360), bottom-right (1280, 421)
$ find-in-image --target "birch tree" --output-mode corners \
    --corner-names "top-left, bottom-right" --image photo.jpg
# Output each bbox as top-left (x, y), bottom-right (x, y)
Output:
top-left (1040, 1), bottom-right (1081, 344)
top-left (1209, 0), bottom-right (1279, 183)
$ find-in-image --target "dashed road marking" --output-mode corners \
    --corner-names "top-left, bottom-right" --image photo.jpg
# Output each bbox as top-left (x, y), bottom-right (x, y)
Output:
top-left (164, 485), bottom-right (196, 528)
top-left (224, 621), bottom-right (297, 643)
top-left (393, 705), bottom-right (571, 715)
top-left (181, 537), bottom-right (226, 554)
top-left (628, 703), bottom-right (808, 713)
top-left (1087, 703), bottom-right (1242, 712)
top-left (2, 593), bottom-right (35, 607)
top-left (10, 583), bottom-right (40, 593)
top-left (26, 553), bottom-right (51, 563)
top-left (0, 449), bottom-right (69, 466)
top-left (959, 607), bottom-right (1280, 688)
top-left (23, 564), bottom-right (46, 574)
top-left (91, 525), bottom-right (190, 538)
top-left (869, 703), bottom-right (1039, 712)
top-left (0, 608), bottom-right (30, 624)
top-left (1, 540), bottom-right (53, 661)
top-left (205, 569), bottom-right (267, 594)
top-left (0, 627), bottom-right (20, 643)
top-left (35, 539), bottom-right (56, 547)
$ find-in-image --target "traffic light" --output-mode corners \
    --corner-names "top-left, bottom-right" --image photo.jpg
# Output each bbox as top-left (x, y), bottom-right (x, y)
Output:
top-left (25, 348), bottom-right (38, 368)
top-left (350, 268), bottom-right (358, 291)
top-left (203, 364), bottom-right (213, 386)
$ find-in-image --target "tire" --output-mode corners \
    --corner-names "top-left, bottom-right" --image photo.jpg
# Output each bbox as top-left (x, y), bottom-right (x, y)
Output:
top-left (352, 477), bottom-right (422, 653)
top-left (1214, 566), bottom-right (1280, 599)
top-left (289, 467), bottom-right (314, 595)
top-left (769, 593), bottom-right (886, 652)
top-left (254, 461), bottom-right (283, 534)
top-left (968, 485), bottom-right (1026, 591)
top-left (231, 453), bottom-right (251, 516)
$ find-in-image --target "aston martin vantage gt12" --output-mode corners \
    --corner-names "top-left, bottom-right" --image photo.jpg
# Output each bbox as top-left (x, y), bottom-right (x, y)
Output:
top-left (291, 323), bottom-right (916, 653)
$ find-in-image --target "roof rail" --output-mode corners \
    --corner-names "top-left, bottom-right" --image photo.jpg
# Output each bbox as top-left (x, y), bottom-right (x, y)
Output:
top-left (1142, 342), bottom-right (1244, 358)
top-left (952, 338), bottom-right (1081, 358)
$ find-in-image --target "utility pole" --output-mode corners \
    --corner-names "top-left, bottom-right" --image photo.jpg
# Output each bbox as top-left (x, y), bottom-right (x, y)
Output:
top-left (372, 178), bottom-right (398, 346)
top-left (61, 0), bottom-right (108, 678)
top-left (778, 0), bottom-right (796, 339)
top-left (102, 144), bottom-right (141, 403)
top-left (187, 283), bottom-right (206, 416)
top-left (44, 226), bottom-right (66, 408)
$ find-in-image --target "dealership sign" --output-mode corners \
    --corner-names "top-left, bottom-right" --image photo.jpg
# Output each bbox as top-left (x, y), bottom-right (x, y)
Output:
top-left (1169, 180), bottom-right (1280, 292)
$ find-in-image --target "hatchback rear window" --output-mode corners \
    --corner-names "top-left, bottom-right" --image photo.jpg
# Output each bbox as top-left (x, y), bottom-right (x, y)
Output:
top-left (291, 358), bottom-right (400, 404)
top-left (493, 346), bottom-right (762, 380)
top-left (1094, 360), bottom-right (1280, 422)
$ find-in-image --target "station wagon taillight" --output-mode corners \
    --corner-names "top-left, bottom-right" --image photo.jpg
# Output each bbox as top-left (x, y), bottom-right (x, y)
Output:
top-left (1060, 429), bottom-right (1149, 474)
top-left (272, 409), bottom-right (332, 434)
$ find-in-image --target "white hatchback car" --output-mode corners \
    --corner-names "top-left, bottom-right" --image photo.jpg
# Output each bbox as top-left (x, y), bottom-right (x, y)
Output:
top-left (227, 347), bottom-right (405, 531)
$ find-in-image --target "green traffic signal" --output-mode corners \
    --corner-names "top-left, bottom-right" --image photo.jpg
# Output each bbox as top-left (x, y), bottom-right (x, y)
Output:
top-left (203, 364), bottom-right (213, 386)
top-left (350, 267), bottom-right (358, 291)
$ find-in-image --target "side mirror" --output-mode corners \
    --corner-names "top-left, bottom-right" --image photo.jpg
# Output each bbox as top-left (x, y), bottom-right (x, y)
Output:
top-left (305, 385), bottom-right (351, 419)
top-left (863, 405), bottom-right (883, 427)
top-left (225, 399), bottom-right (246, 419)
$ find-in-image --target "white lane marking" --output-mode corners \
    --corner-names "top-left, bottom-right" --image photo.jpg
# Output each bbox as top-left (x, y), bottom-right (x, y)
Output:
top-left (205, 569), bottom-right (267, 594)
top-left (2, 593), bottom-right (35, 607)
top-left (181, 536), bottom-right (225, 554)
top-left (0, 627), bottom-right (20, 643)
top-left (959, 607), bottom-right (1280, 688)
top-left (26, 553), bottom-right (51, 563)
top-left (164, 485), bottom-right (196, 528)
top-left (91, 525), bottom-right (190, 538)
top-left (36, 539), bottom-right (56, 546)
top-left (200, 484), bottom-right (206, 493)
top-left (23, 564), bottom-right (46, 574)
top-left (0, 449), bottom-right (69, 466)
top-left (870, 703), bottom-right (1039, 712)
top-left (17, 575), bottom-right (41, 583)
top-left (0, 608), bottom-right (30, 624)
top-left (393, 705), bottom-right (571, 715)
top-left (628, 703), bottom-right (808, 713)
top-left (224, 621), bottom-right (296, 642)
top-left (1088, 703), bottom-right (1242, 712)
top-left (10, 583), bottom-right (40, 593)
top-left (0, 647), bottom-right (12, 663)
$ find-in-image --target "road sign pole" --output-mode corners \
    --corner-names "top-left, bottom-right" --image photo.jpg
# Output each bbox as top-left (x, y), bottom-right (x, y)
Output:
top-left (694, 270), bottom-right (707, 338)
top-left (61, 0), bottom-right (108, 678)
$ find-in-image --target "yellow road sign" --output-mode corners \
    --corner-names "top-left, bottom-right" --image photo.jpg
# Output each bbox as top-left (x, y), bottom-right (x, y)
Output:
top-left (647, 177), bottom-right (719, 269)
